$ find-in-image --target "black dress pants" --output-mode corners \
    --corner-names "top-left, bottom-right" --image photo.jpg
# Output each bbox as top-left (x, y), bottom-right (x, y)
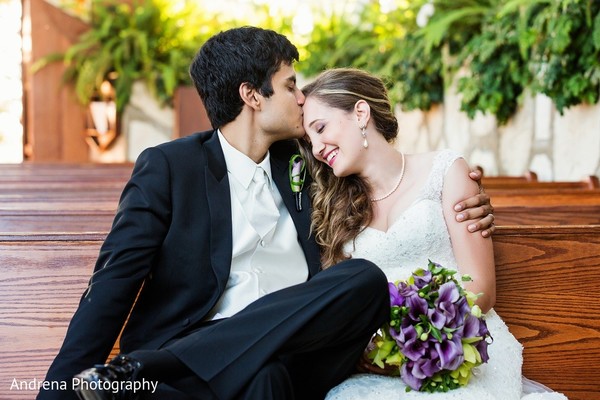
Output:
top-left (158, 258), bottom-right (389, 400)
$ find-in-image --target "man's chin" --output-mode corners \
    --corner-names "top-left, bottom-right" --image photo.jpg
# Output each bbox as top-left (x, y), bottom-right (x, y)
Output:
top-left (291, 127), bottom-right (307, 139)
top-left (280, 129), bottom-right (306, 141)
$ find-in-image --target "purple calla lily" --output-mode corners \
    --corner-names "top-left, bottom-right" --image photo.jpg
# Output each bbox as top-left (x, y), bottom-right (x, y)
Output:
top-left (428, 308), bottom-right (447, 330)
top-left (388, 282), bottom-right (405, 307)
top-left (406, 293), bottom-right (428, 321)
top-left (435, 335), bottom-right (464, 370)
top-left (436, 281), bottom-right (460, 304)
top-left (413, 270), bottom-right (432, 288)
top-left (367, 261), bottom-right (491, 393)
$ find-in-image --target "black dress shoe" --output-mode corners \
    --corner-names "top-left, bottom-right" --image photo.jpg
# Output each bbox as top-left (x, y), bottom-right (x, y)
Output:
top-left (74, 355), bottom-right (143, 400)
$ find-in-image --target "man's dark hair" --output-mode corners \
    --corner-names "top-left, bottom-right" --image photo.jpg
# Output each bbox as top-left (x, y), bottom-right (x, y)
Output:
top-left (190, 26), bottom-right (300, 129)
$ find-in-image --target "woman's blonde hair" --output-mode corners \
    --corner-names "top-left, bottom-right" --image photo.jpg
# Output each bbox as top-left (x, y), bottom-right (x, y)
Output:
top-left (300, 68), bottom-right (399, 268)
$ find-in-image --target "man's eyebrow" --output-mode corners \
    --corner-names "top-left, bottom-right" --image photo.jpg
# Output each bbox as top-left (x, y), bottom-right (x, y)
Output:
top-left (286, 75), bottom-right (297, 84)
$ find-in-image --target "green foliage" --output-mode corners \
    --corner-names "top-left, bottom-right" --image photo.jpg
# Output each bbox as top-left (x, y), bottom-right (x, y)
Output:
top-left (417, 0), bottom-right (502, 54)
top-left (302, 3), bottom-right (410, 75)
top-left (300, 0), bottom-right (443, 111)
top-left (455, 11), bottom-right (531, 124)
top-left (33, 0), bottom-right (304, 112)
top-left (34, 0), bottom-right (600, 123)
top-left (525, 0), bottom-right (600, 113)
top-left (300, 0), bottom-right (599, 124)
top-left (384, 34), bottom-right (444, 111)
top-left (427, 0), bottom-right (599, 121)
top-left (34, 0), bottom-right (209, 112)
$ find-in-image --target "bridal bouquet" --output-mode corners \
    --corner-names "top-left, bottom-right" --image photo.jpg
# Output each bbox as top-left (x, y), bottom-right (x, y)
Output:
top-left (365, 260), bottom-right (492, 392)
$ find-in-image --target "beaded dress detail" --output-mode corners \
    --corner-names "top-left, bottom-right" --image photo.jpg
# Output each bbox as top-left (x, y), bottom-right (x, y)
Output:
top-left (325, 150), bottom-right (567, 400)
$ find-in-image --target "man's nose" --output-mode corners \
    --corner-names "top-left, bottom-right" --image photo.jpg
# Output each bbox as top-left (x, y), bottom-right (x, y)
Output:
top-left (296, 90), bottom-right (305, 105)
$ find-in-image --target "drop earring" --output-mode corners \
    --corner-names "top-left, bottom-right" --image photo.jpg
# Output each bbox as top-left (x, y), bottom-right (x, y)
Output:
top-left (361, 125), bottom-right (368, 149)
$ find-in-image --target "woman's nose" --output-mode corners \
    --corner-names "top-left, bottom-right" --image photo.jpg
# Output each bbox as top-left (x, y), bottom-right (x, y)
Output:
top-left (311, 139), bottom-right (325, 160)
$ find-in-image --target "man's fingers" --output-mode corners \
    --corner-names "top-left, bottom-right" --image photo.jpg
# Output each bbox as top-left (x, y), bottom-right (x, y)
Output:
top-left (456, 203), bottom-right (494, 223)
top-left (481, 221), bottom-right (496, 238)
top-left (454, 193), bottom-right (490, 212)
top-left (467, 213), bottom-right (495, 233)
top-left (469, 170), bottom-right (483, 181)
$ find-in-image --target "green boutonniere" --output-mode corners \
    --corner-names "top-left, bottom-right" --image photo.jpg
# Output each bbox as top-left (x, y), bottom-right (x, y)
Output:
top-left (289, 154), bottom-right (306, 211)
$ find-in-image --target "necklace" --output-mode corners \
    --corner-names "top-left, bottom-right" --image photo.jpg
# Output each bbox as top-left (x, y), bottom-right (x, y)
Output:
top-left (371, 152), bottom-right (405, 202)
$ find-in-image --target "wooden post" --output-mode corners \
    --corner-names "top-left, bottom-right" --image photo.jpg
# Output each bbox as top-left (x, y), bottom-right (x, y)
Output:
top-left (173, 86), bottom-right (212, 138)
top-left (22, 0), bottom-right (90, 161)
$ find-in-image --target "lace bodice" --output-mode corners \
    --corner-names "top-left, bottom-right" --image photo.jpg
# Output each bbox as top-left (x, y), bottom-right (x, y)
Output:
top-left (343, 150), bottom-right (458, 282)
top-left (327, 150), bottom-right (567, 400)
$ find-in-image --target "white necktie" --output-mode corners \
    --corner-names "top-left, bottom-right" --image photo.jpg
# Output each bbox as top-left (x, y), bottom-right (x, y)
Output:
top-left (249, 166), bottom-right (280, 239)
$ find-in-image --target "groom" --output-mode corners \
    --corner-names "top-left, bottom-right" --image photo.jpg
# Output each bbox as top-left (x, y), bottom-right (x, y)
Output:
top-left (38, 27), bottom-right (494, 400)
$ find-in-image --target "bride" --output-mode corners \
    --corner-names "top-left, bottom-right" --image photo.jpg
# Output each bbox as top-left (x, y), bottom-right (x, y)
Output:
top-left (300, 68), bottom-right (568, 400)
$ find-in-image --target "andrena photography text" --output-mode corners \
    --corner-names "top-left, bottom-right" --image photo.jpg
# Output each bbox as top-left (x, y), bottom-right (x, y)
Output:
top-left (10, 377), bottom-right (158, 394)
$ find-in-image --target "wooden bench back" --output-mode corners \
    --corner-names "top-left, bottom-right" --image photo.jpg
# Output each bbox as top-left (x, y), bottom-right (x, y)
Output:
top-left (484, 175), bottom-right (599, 190)
top-left (0, 162), bottom-right (133, 177)
top-left (491, 189), bottom-right (600, 207)
top-left (0, 227), bottom-right (598, 400)
top-left (493, 226), bottom-right (600, 400)
top-left (490, 189), bottom-right (600, 225)
top-left (0, 165), bottom-right (123, 234)
top-left (493, 204), bottom-right (600, 225)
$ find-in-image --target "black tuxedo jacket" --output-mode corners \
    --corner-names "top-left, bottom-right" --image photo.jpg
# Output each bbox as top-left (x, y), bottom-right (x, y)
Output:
top-left (43, 130), bottom-right (321, 388)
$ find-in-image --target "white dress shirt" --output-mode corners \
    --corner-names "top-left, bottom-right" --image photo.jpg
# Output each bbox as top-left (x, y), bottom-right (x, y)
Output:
top-left (206, 131), bottom-right (309, 320)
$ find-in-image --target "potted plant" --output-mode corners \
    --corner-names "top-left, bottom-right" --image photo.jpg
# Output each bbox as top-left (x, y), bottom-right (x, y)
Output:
top-left (37, 0), bottom-right (203, 113)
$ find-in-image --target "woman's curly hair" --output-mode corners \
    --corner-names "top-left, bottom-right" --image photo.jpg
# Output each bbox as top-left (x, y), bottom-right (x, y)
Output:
top-left (300, 68), bottom-right (399, 268)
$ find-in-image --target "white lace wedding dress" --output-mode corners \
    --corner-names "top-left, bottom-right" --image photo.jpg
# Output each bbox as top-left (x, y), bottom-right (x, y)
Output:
top-left (325, 150), bottom-right (568, 400)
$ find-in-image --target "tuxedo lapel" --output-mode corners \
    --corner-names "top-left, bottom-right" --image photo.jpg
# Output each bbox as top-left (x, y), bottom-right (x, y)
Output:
top-left (203, 132), bottom-right (233, 291)
top-left (203, 133), bottom-right (321, 283)
top-left (271, 151), bottom-right (321, 277)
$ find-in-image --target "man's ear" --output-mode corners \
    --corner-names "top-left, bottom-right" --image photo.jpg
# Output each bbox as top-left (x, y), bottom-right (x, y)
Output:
top-left (239, 82), bottom-right (261, 110)
top-left (354, 99), bottom-right (371, 127)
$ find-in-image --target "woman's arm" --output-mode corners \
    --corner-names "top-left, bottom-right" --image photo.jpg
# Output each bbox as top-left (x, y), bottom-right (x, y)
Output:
top-left (454, 169), bottom-right (495, 238)
top-left (442, 158), bottom-right (496, 312)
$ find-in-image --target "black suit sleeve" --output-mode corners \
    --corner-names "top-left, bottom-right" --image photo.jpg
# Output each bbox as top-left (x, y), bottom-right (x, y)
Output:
top-left (38, 147), bottom-right (173, 399)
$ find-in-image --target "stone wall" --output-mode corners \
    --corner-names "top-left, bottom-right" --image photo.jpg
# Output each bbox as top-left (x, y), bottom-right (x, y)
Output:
top-left (394, 86), bottom-right (600, 181)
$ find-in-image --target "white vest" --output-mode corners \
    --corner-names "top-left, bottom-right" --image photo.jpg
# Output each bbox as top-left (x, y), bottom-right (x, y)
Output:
top-left (206, 132), bottom-right (309, 320)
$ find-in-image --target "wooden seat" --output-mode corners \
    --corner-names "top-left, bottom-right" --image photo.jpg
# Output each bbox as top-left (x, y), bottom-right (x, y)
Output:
top-left (0, 226), bottom-right (598, 399)
top-left (1, 163), bottom-right (599, 399)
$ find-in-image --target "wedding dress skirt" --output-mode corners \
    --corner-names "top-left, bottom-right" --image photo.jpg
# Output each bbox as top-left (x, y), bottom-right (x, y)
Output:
top-left (325, 150), bottom-right (567, 400)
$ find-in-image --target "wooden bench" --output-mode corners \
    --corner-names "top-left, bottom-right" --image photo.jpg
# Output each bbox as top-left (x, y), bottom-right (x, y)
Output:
top-left (493, 204), bottom-right (600, 225)
top-left (490, 190), bottom-right (600, 226)
top-left (0, 213), bottom-right (115, 234)
top-left (0, 163), bottom-right (126, 234)
top-left (484, 175), bottom-right (599, 190)
top-left (489, 187), bottom-right (600, 200)
top-left (0, 226), bottom-right (598, 399)
top-left (493, 225), bottom-right (600, 399)
top-left (0, 163), bottom-right (131, 194)
top-left (0, 190), bottom-right (120, 233)
top-left (480, 170), bottom-right (538, 184)
top-left (0, 181), bottom-right (126, 191)
top-left (0, 162), bottom-right (133, 178)
top-left (0, 233), bottom-right (112, 399)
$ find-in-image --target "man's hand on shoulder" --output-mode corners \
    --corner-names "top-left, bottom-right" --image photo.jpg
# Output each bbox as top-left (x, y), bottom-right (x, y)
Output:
top-left (454, 169), bottom-right (495, 238)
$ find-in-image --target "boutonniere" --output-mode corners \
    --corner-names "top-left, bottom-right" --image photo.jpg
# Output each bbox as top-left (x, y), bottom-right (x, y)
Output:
top-left (289, 154), bottom-right (306, 211)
